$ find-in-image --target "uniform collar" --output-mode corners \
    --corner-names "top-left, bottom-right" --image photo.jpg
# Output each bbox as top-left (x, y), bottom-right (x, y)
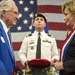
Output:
top-left (34, 31), bottom-right (46, 36)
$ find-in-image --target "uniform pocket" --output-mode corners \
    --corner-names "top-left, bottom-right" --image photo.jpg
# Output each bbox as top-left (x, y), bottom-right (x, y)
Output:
top-left (28, 44), bottom-right (36, 50)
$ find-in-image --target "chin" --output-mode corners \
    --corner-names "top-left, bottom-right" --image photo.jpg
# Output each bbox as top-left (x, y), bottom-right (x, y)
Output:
top-left (13, 23), bottom-right (16, 26)
top-left (66, 23), bottom-right (70, 26)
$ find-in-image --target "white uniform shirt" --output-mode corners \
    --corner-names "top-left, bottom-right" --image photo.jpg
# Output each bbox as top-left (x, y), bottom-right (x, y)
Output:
top-left (18, 31), bottom-right (59, 65)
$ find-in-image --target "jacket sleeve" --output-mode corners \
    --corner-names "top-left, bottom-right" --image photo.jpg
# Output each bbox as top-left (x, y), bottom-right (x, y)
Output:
top-left (63, 59), bottom-right (75, 73)
top-left (0, 60), bottom-right (8, 75)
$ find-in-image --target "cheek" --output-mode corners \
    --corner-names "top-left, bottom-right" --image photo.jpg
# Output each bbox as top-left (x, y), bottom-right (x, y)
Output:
top-left (69, 17), bottom-right (74, 23)
top-left (6, 16), bottom-right (13, 22)
top-left (9, 16), bottom-right (14, 20)
top-left (43, 23), bottom-right (46, 27)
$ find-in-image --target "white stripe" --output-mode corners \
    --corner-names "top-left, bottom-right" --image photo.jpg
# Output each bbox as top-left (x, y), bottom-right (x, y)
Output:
top-left (49, 30), bottom-right (69, 40)
top-left (14, 51), bottom-right (20, 61)
top-left (11, 30), bottom-right (70, 42)
top-left (11, 32), bottom-right (31, 42)
top-left (37, 0), bottom-right (68, 5)
top-left (42, 13), bottom-right (65, 22)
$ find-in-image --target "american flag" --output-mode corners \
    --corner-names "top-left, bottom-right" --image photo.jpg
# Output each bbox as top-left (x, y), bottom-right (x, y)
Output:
top-left (0, 0), bottom-right (71, 74)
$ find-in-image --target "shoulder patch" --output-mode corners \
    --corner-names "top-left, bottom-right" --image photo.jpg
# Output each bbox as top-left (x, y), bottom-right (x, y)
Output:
top-left (26, 34), bottom-right (32, 37)
top-left (48, 34), bottom-right (54, 38)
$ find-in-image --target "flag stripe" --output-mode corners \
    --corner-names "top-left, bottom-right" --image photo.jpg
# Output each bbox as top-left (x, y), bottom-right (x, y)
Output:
top-left (37, 0), bottom-right (66, 5)
top-left (13, 42), bottom-right (22, 50)
top-left (37, 5), bottom-right (62, 13)
top-left (48, 22), bottom-right (71, 31)
top-left (41, 13), bottom-right (64, 22)
top-left (16, 61), bottom-right (25, 69)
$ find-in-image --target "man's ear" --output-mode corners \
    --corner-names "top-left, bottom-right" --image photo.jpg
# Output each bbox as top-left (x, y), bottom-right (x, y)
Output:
top-left (1, 10), bottom-right (6, 17)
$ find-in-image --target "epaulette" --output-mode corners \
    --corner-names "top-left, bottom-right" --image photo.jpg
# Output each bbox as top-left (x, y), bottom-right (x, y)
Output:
top-left (48, 34), bottom-right (54, 38)
top-left (26, 34), bottom-right (32, 37)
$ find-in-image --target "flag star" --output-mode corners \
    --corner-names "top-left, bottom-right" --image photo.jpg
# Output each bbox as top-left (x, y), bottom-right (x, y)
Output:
top-left (19, 13), bottom-right (22, 18)
top-left (29, 12), bottom-right (34, 18)
top-left (19, 0), bottom-right (24, 5)
top-left (29, 0), bottom-right (34, 4)
top-left (23, 19), bottom-right (28, 24)
top-left (17, 26), bottom-right (22, 31)
top-left (24, 7), bottom-right (29, 12)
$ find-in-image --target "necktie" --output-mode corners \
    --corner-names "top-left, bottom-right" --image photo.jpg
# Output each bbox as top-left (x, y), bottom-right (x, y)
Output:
top-left (36, 32), bottom-right (41, 58)
top-left (7, 30), bottom-right (14, 59)
top-left (7, 30), bottom-right (12, 44)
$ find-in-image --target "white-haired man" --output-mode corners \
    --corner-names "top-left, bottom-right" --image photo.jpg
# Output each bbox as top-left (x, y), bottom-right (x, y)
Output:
top-left (0, 0), bottom-right (19, 75)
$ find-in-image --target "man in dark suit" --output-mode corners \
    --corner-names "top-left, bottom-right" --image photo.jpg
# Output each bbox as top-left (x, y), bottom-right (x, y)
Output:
top-left (0, 0), bottom-right (19, 75)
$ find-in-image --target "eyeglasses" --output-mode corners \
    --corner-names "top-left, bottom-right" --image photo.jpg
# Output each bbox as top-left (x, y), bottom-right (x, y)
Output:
top-left (6, 10), bottom-right (19, 15)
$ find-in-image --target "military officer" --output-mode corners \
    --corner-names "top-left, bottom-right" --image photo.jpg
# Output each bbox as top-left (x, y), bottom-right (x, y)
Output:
top-left (18, 13), bottom-right (59, 75)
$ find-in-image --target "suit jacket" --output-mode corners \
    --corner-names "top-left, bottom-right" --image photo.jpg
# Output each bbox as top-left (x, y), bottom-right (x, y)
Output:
top-left (60, 29), bottom-right (75, 75)
top-left (0, 22), bottom-right (15, 75)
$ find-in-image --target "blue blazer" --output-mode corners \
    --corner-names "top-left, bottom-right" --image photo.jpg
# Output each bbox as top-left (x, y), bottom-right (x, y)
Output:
top-left (0, 22), bottom-right (15, 75)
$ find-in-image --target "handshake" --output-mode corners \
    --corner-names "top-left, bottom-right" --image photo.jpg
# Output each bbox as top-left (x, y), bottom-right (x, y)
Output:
top-left (15, 66), bottom-right (23, 75)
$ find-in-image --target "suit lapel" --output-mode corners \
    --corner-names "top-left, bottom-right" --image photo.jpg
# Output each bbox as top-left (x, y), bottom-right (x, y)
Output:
top-left (0, 22), bottom-right (15, 63)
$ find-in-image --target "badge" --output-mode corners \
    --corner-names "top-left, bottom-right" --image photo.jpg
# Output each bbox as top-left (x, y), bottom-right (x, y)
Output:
top-left (43, 38), bottom-right (51, 43)
top-left (29, 40), bottom-right (34, 44)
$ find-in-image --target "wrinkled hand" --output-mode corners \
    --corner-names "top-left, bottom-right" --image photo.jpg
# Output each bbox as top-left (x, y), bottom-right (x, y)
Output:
top-left (54, 62), bottom-right (64, 71)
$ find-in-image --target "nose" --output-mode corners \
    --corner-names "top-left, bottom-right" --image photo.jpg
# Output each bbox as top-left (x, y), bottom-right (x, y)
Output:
top-left (16, 15), bottom-right (19, 20)
top-left (38, 20), bottom-right (41, 23)
top-left (64, 16), bottom-right (66, 21)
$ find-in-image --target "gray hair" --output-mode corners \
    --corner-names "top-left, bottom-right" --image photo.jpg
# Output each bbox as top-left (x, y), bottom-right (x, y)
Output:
top-left (0, 0), bottom-right (15, 17)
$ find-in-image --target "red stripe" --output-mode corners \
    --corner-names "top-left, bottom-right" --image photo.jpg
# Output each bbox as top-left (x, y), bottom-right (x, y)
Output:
top-left (56, 40), bottom-right (64, 49)
top-left (13, 42), bottom-right (22, 51)
top-left (48, 22), bottom-right (71, 31)
top-left (16, 61), bottom-right (25, 69)
top-left (37, 5), bottom-right (62, 13)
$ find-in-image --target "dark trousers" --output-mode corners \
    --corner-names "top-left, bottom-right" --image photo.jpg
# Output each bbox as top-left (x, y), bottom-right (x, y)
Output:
top-left (25, 68), bottom-right (48, 75)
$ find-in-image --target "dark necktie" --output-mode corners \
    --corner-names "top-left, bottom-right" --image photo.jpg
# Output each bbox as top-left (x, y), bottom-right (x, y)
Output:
top-left (7, 30), bottom-right (14, 59)
top-left (7, 30), bottom-right (12, 44)
top-left (36, 32), bottom-right (41, 58)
